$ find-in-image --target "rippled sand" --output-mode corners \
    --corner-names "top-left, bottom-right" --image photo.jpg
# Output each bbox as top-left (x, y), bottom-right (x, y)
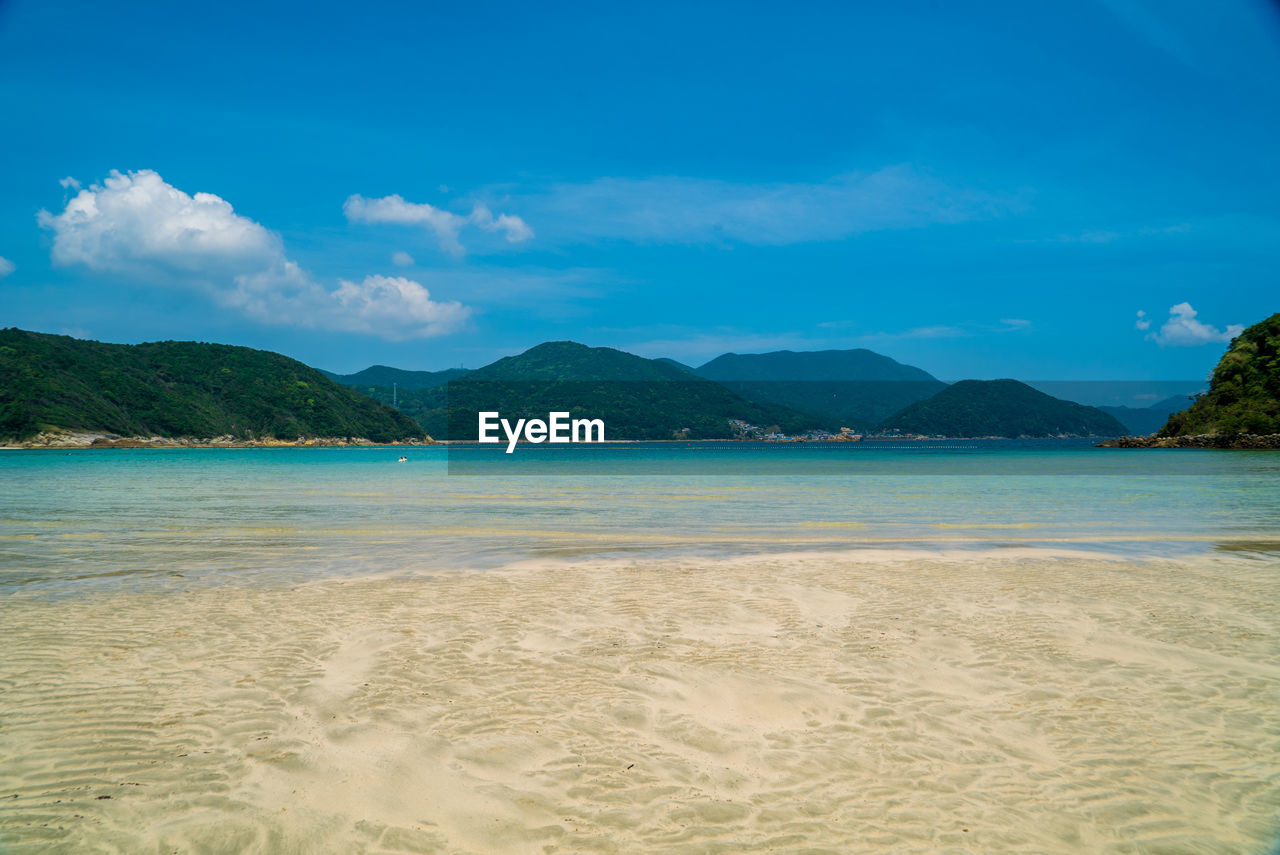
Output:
top-left (2, 548), bottom-right (1278, 854)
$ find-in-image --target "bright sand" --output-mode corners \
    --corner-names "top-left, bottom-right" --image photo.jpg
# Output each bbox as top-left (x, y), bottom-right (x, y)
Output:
top-left (2, 547), bottom-right (1278, 854)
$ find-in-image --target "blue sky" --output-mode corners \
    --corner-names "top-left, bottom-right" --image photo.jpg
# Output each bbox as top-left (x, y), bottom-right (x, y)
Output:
top-left (1, 0), bottom-right (1277, 382)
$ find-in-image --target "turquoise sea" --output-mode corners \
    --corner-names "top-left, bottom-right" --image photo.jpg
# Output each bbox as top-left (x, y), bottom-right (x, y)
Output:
top-left (3, 441), bottom-right (1280, 854)
top-left (4, 440), bottom-right (1279, 592)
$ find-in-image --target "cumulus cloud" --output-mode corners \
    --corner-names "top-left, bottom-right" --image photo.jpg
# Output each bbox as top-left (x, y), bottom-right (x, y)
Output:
top-left (38, 170), bottom-right (469, 340)
top-left (39, 170), bottom-right (282, 277)
top-left (391, 250), bottom-right (415, 267)
top-left (331, 275), bottom-right (469, 338)
top-left (0, 256), bottom-right (14, 277)
top-left (1141, 302), bottom-right (1242, 347)
top-left (1135, 310), bottom-right (1151, 331)
top-left (343, 193), bottom-right (533, 256)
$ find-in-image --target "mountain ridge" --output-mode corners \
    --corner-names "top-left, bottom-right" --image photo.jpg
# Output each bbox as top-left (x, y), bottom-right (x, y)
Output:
top-left (0, 329), bottom-right (424, 443)
top-left (693, 348), bottom-right (946, 429)
top-left (880, 379), bottom-right (1126, 437)
top-left (403, 341), bottom-right (825, 440)
top-left (321, 364), bottom-right (469, 391)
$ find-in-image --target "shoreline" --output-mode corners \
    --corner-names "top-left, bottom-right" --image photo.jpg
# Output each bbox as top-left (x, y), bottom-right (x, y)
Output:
top-left (0, 430), bottom-right (434, 450)
top-left (5, 434), bottom-right (1122, 450)
top-left (1097, 432), bottom-right (1280, 449)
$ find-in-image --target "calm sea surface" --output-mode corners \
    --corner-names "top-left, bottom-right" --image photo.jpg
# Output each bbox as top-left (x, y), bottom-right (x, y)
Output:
top-left (3, 441), bottom-right (1279, 593)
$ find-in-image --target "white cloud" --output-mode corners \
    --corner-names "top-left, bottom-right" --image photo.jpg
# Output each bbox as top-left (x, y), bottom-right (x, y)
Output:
top-left (1135, 309), bottom-right (1151, 331)
top-left (59, 176), bottom-right (81, 191)
top-left (343, 193), bottom-right (533, 256)
top-left (38, 169), bottom-right (469, 340)
top-left (391, 250), bottom-right (415, 267)
top-left (330, 275), bottom-right (469, 339)
top-left (816, 318), bottom-right (1029, 338)
top-left (512, 165), bottom-right (1010, 246)
top-left (39, 170), bottom-right (282, 277)
top-left (0, 256), bottom-right (14, 277)
top-left (1142, 302), bottom-right (1242, 347)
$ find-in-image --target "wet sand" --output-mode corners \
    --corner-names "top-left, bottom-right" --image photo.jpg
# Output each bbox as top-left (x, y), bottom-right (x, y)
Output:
top-left (2, 548), bottom-right (1278, 853)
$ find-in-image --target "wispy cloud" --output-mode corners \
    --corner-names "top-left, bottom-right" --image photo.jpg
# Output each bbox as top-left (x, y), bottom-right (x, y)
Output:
top-left (1032, 223), bottom-right (1191, 245)
top-left (1139, 302), bottom-right (1242, 347)
top-left (817, 318), bottom-right (1031, 339)
top-left (344, 194), bottom-right (533, 257)
top-left (38, 170), bottom-right (470, 340)
top-left (615, 317), bottom-right (1030, 363)
top-left (1098, 0), bottom-right (1280, 79)
top-left (0, 256), bottom-right (14, 277)
top-left (508, 165), bottom-right (1010, 246)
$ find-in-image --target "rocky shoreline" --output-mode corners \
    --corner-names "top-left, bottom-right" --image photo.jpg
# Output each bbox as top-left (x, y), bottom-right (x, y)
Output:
top-left (1097, 433), bottom-right (1280, 449)
top-left (3, 431), bottom-right (433, 450)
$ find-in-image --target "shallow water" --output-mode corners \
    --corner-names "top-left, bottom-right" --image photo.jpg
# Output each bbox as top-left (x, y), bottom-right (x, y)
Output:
top-left (3, 443), bottom-right (1280, 592)
top-left (2, 444), bottom-right (1278, 853)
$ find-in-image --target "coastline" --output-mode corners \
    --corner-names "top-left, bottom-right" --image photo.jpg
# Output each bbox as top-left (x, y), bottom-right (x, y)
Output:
top-left (1097, 433), bottom-right (1280, 449)
top-left (0, 430), bottom-right (434, 450)
top-left (3, 434), bottom-right (1126, 450)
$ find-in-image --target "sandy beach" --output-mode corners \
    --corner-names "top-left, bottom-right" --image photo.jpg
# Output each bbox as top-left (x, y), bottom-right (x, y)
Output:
top-left (2, 547), bottom-right (1277, 854)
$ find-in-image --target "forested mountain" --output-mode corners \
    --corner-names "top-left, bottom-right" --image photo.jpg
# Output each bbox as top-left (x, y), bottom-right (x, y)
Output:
top-left (694, 348), bottom-right (946, 429)
top-left (402, 341), bottom-right (823, 440)
top-left (0, 329), bottom-right (424, 442)
top-left (879, 379), bottom-right (1126, 437)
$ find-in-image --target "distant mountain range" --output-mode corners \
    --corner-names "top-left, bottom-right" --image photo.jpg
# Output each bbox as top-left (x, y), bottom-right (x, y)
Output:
top-left (319, 364), bottom-right (468, 391)
top-left (399, 341), bottom-right (819, 440)
top-left (880, 379), bottom-right (1127, 437)
top-left (4, 328), bottom-right (1171, 444)
top-left (1096, 395), bottom-right (1195, 435)
top-left (693, 349), bottom-right (946, 429)
top-left (0, 329), bottom-right (423, 443)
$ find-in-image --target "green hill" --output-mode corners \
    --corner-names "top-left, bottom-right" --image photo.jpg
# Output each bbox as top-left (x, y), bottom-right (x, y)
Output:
top-left (653, 357), bottom-right (696, 373)
top-left (0, 329), bottom-right (424, 443)
top-left (320, 364), bottom-right (469, 391)
top-left (879, 379), bottom-right (1126, 437)
top-left (694, 348), bottom-right (946, 429)
top-left (408, 341), bottom-right (822, 440)
top-left (1159, 313), bottom-right (1280, 436)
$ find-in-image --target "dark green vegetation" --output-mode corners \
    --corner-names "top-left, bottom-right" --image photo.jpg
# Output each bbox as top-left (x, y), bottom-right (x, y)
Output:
top-left (653, 357), bottom-right (696, 373)
top-left (695, 349), bottom-right (946, 429)
top-left (407, 341), bottom-right (821, 440)
top-left (0, 329), bottom-right (424, 442)
top-left (1098, 395), bottom-right (1195, 435)
top-left (879, 379), bottom-right (1127, 437)
top-left (1160, 313), bottom-right (1280, 436)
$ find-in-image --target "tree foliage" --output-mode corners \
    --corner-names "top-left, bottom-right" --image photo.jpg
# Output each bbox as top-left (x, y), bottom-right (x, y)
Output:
top-left (0, 329), bottom-right (424, 442)
top-left (1159, 313), bottom-right (1280, 436)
